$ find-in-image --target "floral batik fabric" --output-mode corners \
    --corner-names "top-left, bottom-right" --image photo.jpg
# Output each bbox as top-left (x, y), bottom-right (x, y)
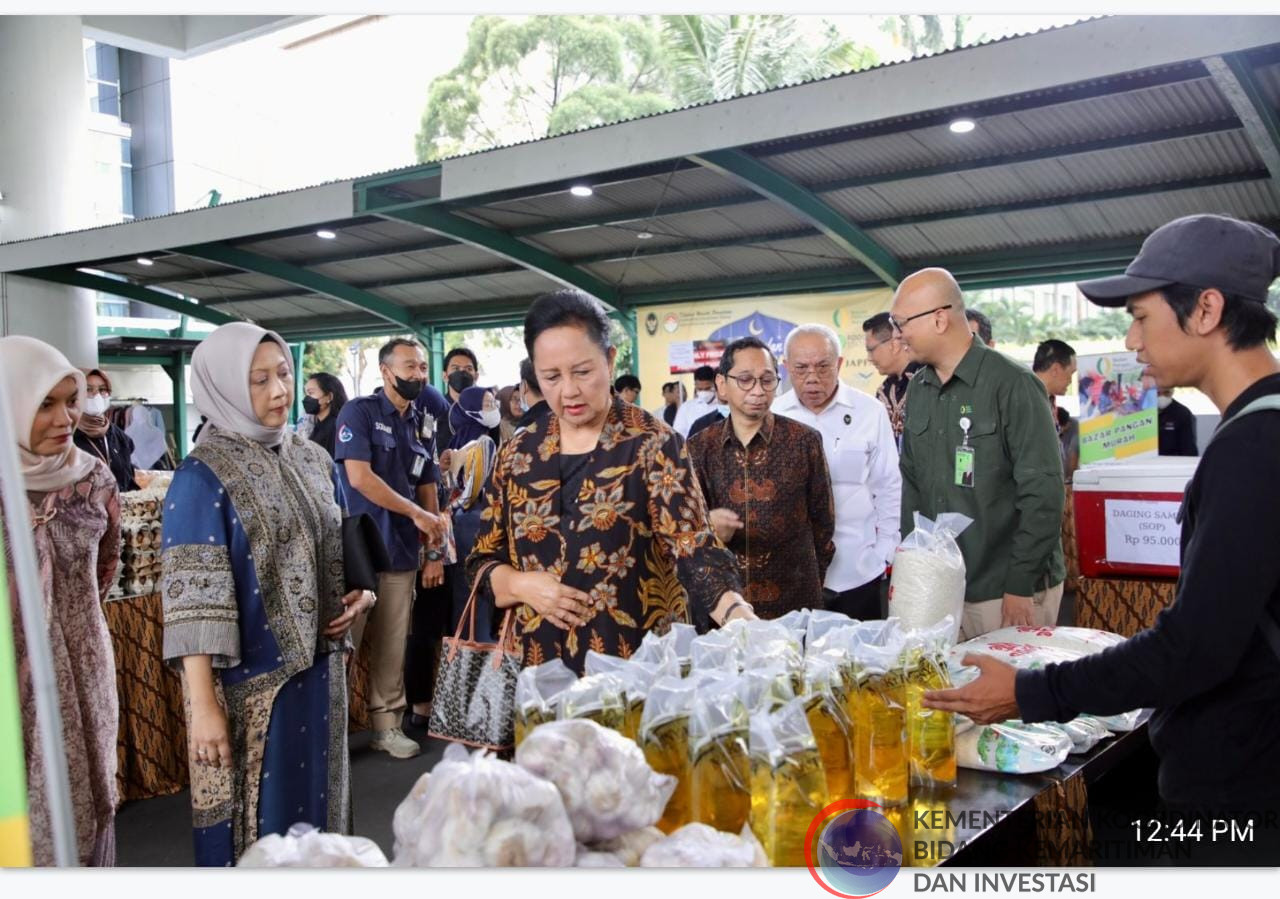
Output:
top-left (4, 460), bottom-right (120, 866)
top-left (467, 397), bottom-right (741, 674)
top-left (161, 427), bottom-right (349, 866)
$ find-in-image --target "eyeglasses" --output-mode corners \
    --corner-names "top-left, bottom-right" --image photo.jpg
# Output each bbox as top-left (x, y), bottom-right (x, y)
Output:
top-left (890, 304), bottom-right (953, 332)
top-left (725, 372), bottom-right (780, 392)
top-left (864, 338), bottom-right (894, 354)
top-left (788, 361), bottom-right (835, 379)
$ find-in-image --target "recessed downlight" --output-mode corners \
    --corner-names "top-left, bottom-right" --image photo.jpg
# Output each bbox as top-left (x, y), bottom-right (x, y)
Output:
top-left (949, 118), bottom-right (976, 134)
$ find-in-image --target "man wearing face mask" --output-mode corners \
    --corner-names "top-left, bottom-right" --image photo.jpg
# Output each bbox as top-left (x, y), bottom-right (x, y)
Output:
top-left (335, 338), bottom-right (447, 759)
top-left (1157, 388), bottom-right (1199, 456)
top-left (514, 357), bottom-right (550, 430)
top-left (672, 365), bottom-right (719, 437)
top-left (433, 347), bottom-right (501, 451)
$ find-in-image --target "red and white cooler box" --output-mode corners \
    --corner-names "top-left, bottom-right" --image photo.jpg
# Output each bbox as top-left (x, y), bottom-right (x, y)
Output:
top-left (1072, 457), bottom-right (1200, 579)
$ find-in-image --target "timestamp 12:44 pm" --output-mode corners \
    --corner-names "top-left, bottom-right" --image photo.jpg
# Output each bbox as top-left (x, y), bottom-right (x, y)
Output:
top-left (1132, 818), bottom-right (1255, 843)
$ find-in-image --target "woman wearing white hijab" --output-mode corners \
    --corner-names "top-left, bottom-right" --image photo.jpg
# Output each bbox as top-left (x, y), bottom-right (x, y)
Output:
top-left (160, 322), bottom-right (370, 866)
top-left (0, 335), bottom-right (121, 866)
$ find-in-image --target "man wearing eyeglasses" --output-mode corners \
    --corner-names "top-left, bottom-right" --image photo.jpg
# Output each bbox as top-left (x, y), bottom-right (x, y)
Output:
top-left (772, 324), bottom-right (902, 621)
top-left (892, 268), bottom-right (1065, 640)
top-left (687, 336), bottom-right (835, 618)
top-left (863, 312), bottom-right (921, 450)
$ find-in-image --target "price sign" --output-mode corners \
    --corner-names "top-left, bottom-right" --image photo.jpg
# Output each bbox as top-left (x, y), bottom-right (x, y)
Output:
top-left (1104, 499), bottom-right (1182, 567)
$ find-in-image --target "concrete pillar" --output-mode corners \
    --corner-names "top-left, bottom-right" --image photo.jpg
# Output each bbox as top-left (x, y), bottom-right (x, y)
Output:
top-left (0, 16), bottom-right (99, 366)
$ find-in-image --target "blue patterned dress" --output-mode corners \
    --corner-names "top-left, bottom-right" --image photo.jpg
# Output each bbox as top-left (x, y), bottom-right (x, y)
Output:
top-left (161, 426), bottom-right (351, 866)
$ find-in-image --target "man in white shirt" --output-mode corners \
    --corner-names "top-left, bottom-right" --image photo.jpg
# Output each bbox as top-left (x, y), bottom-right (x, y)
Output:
top-left (773, 323), bottom-right (902, 620)
top-left (672, 365), bottom-right (719, 437)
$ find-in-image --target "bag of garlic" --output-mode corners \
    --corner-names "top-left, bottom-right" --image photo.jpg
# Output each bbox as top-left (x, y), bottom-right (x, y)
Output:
top-left (589, 826), bottom-right (665, 866)
top-left (238, 823), bottom-right (389, 867)
top-left (640, 822), bottom-right (769, 867)
top-left (955, 721), bottom-right (1072, 774)
top-left (516, 718), bottom-right (677, 843)
top-left (391, 743), bottom-right (576, 867)
top-left (515, 658), bottom-right (578, 747)
top-left (888, 512), bottom-right (973, 644)
top-left (639, 676), bottom-right (698, 833)
top-left (748, 699), bottom-right (830, 867)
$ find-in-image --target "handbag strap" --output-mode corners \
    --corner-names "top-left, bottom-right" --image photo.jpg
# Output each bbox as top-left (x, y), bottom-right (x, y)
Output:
top-left (449, 560), bottom-right (500, 646)
top-left (446, 561), bottom-right (519, 668)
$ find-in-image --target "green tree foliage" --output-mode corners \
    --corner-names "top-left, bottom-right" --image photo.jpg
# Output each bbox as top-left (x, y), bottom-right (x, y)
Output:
top-left (878, 14), bottom-right (986, 55)
top-left (415, 15), bottom-right (878, 162)
top-left (301, 340), bottom-right (349, 381)
top-left (415, 16), bottom-right (672, 162)
top-left (659, 15), bottom-right (876, 105)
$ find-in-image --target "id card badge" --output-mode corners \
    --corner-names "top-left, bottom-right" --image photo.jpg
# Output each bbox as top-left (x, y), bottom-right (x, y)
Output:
top-left (410, 452), bottom-right (426, 479)
top-left (954, 415), bottom-right (975, 488)
top-left (954, 446), bottom-right (975, 488)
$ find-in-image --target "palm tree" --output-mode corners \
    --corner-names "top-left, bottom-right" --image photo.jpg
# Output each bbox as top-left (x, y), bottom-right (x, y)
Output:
top-left (660, 15), bottom-right (876, 105)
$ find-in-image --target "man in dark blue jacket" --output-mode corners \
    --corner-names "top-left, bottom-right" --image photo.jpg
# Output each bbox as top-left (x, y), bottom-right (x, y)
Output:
top-left (926, 215), bottom-right (1280, 864)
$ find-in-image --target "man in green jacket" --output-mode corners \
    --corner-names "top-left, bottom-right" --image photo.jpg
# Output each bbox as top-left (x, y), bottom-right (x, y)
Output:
top-left (892, 268), bottom-right (1065, 639)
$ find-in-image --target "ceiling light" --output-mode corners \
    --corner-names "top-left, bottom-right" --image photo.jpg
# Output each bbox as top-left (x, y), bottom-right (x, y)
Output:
top-left (134, 345), bottom-right (149, 351)
top-left (637, 231), bottom-right (653, 240)
top-left (948, 118), bottom-right (976, 134)
top-left (316, 229), bottom-right (337, 239)
top-left (136, 257), bottom-right (154, 266)
top-left (569, 185), bottom-right (594, 198)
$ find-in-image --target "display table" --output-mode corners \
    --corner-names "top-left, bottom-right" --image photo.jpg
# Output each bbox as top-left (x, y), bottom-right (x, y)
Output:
top-left (913, 719), bottom-right (1152, 867)
top-left (102, 592), bottom-right (189, 804)
top-left (1075, 577), bottom-right (1177, 637)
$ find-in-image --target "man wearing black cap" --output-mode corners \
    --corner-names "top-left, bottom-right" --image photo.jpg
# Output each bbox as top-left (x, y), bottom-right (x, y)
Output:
top-left (925, 214), bottom-right (1280, 863)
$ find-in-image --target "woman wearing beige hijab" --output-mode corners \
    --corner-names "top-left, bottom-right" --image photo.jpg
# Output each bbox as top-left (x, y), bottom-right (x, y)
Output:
top-left (0, 335), bottom-right (121, 866)
top-left (160, 322), bottom-right (370, 866)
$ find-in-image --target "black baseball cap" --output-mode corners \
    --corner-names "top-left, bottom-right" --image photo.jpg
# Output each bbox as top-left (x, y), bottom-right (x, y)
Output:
top-left (1078, 214), bottom-right (1280, 307)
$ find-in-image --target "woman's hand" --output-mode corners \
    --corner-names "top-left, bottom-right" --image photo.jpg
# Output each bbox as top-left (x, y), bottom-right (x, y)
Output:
top-left (511, 571), bottom-right (593, 631)
top-left (190, 697), bottom-right (232, 769)
top-left (324, 589), bottom-right (375, 639)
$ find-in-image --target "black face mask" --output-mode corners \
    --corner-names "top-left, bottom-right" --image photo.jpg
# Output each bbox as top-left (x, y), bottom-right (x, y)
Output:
top-left (394, 376), bottom-right (424, 401)
top-left (448, 370), bottom-right (476, 394)
top-left (302, 396), bottom-right (321, 415)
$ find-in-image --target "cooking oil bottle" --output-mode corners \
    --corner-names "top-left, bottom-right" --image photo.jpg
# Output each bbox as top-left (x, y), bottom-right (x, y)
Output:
top-left (639, 676), bottom-right (698, 833)
top-left (749, 700), bottom-right (829, 867)
top-left (690, 678), bottom-right (751, 833)
top-left (904, 645), bottom-right (956, 790)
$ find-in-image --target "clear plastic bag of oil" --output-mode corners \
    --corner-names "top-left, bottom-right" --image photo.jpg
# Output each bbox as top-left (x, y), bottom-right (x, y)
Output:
top-left (802, 656), bottom-right (856, 803)
top-left (849, 620), bottom-right (908, 808)
top-left (903, 616), bottom-right (957, 790)
top-left (558, 672), bottom-right (627, 733)
top-left (689, 675), bottom-right (752, 834)
top-left (514, 658), bottom-right (578, 747)
top-left (748, 698), bottom-right (829, 867)
top-left (639, 676), bottom-right (698, 834)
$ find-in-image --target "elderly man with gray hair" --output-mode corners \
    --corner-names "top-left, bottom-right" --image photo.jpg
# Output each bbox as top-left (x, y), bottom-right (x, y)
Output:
top-left (772, 322), bottom-right (902, 620)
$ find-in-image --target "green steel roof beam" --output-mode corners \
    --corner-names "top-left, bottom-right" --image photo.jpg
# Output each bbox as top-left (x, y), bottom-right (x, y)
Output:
top-left (174, 242), bottom-right (416, 331)
top-left (688, 149), bottom-right (903, 288)
top-left (378, 207), bottom-right (620, 310)
top-left (510, 118), bottom-right (1243, 240)
top-left (19, 266), bottom-right (237, 326)
top-left (208, 263), bottom-right (524, 306)
top-left (1204, 54), bottom-right (1280, 182)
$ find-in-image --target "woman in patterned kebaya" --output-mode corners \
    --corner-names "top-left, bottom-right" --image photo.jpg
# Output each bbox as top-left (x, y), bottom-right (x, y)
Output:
top-left (1, 336), bottom-right (121, 866)
top-left (467, 290), bottom-right (755, 674)
top-left (161, 322), bottom-right (371, 865)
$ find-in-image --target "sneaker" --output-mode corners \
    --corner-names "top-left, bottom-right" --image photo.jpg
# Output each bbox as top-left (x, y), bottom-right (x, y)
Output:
top-left (370, 727), bottom-right (421, 759)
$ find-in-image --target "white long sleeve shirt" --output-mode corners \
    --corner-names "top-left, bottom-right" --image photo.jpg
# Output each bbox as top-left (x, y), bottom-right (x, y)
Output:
top-left (772, 382), bottom-right (902, 592)
top-left (671, 392), bottom-right (717, 437)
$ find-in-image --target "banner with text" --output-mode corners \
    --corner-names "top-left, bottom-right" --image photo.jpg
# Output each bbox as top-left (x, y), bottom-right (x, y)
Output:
top-left (635, 289), bottom-right (895, 409)
top-left (1077, 352), bottom-right (1158, 465)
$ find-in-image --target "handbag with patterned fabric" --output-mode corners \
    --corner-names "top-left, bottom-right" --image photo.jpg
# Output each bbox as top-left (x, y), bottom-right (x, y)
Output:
top-left (427, 563), bottom-right (521, 752)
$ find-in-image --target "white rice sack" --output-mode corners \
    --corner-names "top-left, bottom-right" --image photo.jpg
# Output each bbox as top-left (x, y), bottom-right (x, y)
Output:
top-left (979, 626), bottom-right (1126, 656)
top-left (956, 721), bottom-right (1072, 774)
top-left (951, 641), bottom-right (1085, 672)
top-left (888, 513), bottom-right (972, 644)
top-left (392, 743), bottom-right (575, 867)
top-left (238, 823), bottom-right (388, 867)
top-left (640, 823), bottom-right (770, 868)
top-left (516, 718), bottom-right (676, 843)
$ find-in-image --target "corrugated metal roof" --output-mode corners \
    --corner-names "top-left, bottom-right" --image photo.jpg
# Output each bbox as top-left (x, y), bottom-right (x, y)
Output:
top-left (1253, 61), bottom-right (1280, 109)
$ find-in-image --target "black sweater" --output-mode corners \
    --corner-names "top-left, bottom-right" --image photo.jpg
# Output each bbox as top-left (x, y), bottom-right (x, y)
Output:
top-left (1017, 373), bottom-right (1280, 807)
top-left (74, 424), bottom-right (138, 493)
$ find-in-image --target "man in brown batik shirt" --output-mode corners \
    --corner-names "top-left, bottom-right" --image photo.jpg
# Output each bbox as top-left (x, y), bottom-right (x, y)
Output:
top-left (687, 336), bottom-right (836, 617)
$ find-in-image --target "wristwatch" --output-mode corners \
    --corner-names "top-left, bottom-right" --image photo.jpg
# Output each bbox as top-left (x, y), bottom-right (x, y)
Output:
top-left (425, 548), bottom-right (444, 562)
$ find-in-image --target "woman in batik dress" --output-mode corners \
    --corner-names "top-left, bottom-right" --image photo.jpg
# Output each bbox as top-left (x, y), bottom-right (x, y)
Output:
top-left (467, 290), bottom-right (755, 675)
top-left (1, 335), bottom-right (121, 866)
top-left (161, 322), bottom-right (372, 866)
